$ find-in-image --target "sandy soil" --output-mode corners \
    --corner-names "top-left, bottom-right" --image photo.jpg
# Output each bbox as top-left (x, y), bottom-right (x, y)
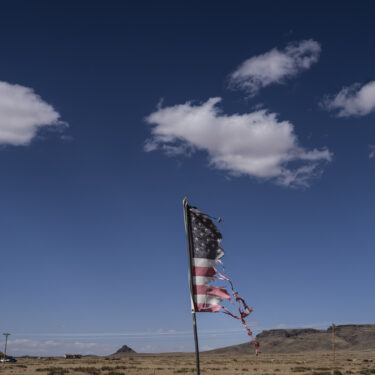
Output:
top-left (0, 350), bottom-right (374, 375)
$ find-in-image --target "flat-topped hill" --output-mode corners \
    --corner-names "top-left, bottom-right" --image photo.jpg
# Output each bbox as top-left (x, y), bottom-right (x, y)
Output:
top-left (206, 324), bottom-right (375, 354)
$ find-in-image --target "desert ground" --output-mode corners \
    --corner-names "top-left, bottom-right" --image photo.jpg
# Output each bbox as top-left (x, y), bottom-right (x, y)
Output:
top-left (0, 351), bottom-right (374, 375)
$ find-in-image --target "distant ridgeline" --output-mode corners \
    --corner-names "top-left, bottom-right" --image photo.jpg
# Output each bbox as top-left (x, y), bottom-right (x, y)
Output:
top-left (206, 325), bottom-right (375, 354)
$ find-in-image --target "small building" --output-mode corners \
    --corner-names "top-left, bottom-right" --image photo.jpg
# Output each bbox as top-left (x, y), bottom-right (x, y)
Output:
top-left (64, 354), bottom-right (82, 359)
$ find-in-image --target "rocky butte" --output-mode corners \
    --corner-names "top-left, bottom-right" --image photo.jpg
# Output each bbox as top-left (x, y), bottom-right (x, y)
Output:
top-left (110, 345), bottom-right (136, 357)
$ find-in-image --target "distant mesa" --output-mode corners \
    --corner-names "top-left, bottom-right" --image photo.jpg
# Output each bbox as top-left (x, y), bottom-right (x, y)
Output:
top-left (206, 324), bottom-right (375, 354)
top-left (111, 345), bottom-right (136, 356)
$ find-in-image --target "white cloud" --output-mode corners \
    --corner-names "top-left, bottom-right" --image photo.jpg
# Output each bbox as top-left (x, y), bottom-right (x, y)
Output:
top-left (155, 328), bottom-right (177, 334)
top-left (7, 339), bottom-right (116, 356)
top-left (145, 97), bottom-right (332, 187)
top-left (369, 145), bottom-right (375, 159)
top-left (201, 345), bottom-right (214, 351)
top-left (229, 40), bottom-right (321, 96)
top-left (322, 81), bottom-right (375, 117)
top-left (0, 81), bottom-right (66, 146)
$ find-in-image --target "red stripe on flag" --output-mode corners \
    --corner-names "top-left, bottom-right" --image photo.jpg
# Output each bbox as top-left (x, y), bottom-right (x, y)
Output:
top-left (195, 303), bottom-right (223, 312)
top-left (192, 266), bottom-right (216, 277)
top-left (193, 285), bottom-right (231, 299)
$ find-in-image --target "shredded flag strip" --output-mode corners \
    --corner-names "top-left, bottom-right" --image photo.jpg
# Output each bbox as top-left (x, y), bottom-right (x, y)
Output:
top-left (187, 204), bottom-right (260, 355)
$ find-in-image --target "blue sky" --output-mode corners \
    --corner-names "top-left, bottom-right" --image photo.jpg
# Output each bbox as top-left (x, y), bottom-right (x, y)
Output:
top-left (1, 1), bottom-right (375, 356)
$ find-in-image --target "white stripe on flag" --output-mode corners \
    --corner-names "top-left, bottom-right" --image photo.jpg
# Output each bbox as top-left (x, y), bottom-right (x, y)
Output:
top-left (193, 276), bottom-right (215, 285)
top-left (192, 258), bottom-right (217, 267)
top-left (194, 294), bottom-right (222, 305)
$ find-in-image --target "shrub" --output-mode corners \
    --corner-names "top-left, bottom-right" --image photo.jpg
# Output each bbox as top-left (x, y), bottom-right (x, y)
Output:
top-left (70, 367), bottom-right (100, 375)
top-left (47, 368), bottom-right (69, 375)
top-left (291, 367), bottom-right (311, 372)
top-left (36, 367), bottom-right (69, 375)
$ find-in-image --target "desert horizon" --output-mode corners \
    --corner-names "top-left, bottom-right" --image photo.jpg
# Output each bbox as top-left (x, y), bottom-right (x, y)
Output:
top-left (1, 2), bottom-right (375, 375)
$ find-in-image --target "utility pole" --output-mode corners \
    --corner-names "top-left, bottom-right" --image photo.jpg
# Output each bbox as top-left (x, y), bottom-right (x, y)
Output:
top-left (2, 333), bottom-right (10, 364)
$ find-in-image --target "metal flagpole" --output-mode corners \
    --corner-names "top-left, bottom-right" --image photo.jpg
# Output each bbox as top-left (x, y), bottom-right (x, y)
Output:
top-left (332, 323), bottom-right (335, 367)
top-left (183, 197), bottom-right (200, 375)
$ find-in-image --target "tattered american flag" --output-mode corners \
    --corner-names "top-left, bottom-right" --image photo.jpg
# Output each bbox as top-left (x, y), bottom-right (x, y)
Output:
top-left (188, 205), bottom-right (229, 312)
top-left (185, 203), bottom-right (260, 355)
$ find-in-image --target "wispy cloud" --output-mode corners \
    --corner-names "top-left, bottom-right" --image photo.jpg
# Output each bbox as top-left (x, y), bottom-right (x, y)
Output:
top-left (13, 327), bottom-right (251, 340)
top-left (6, 328), bottom-right (255, 355)
top-left (8, 339), bottom-right (116, 357)
top-left (0, 81), bottom-right (66, 146)
top-left (369, 145), bottom-right (375, 159)
top-left (145, 97), bottom-right (332, 187)
top-left (321, 81), bottom-right (375, 117)
top-left (229, 40), bottom-right (321, 96)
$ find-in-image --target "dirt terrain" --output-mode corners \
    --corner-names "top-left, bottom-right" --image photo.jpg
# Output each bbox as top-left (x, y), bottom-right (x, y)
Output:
top-left (0, 351), bottom-right (374, 375)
